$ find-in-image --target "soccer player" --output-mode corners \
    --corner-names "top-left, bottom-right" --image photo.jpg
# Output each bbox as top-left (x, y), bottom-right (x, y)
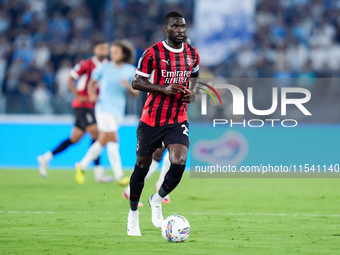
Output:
top-left (127, 12), bottom-right (200, 236)
top-left (122, 36), bottom-right (192, 206)
top-left (37, 41), bottom-right (112, 183)
top-left (75, 40), bottom-right (138, 186)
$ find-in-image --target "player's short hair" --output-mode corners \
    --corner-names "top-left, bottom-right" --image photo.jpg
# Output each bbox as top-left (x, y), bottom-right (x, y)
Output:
top-left (93, 40), bottom-right (107, 49)
top-left (111, 40), bottom-right (136, 64)
top-left (163, 11), bottom-right (184, 26)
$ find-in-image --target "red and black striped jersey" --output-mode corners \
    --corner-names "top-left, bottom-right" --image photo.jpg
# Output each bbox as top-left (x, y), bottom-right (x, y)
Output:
top-left (70, 56), bottom-right (107, 109)
top-left (136, 41), bottom-right (200, 127)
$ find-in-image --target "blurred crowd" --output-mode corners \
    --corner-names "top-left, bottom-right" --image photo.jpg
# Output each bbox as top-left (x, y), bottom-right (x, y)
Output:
top-left (0, 0), bottom-right (193, 114)
top-left (0, 0), bottom-right (340, 115)
top-left (214, 0), bottom-right (340, 81)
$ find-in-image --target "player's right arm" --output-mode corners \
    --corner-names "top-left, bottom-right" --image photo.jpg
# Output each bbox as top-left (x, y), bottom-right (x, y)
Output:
top-left (132, 75), bottom-right (186, 95)
top-left (67, 75), bottom-right (87, 103)
top-left (132, 48), bottom-right (185, 95)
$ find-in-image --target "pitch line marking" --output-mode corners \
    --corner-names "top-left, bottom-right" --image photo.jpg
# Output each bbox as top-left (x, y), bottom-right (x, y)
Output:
top-left (1, 210), bottom-right (340, 217)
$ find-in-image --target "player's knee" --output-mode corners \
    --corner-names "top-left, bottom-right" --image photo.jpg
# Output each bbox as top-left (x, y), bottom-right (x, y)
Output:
top-left (70, 137), bottom-right (80, 143)
top-left (89, 132), bottom-right (99, 140)
top-left (107, 132), bottom-right (118, 142)
top-left (168, 145), bottom-right (188, 165)
top-left (169, 154), bottom-right (187, 165)
top-left (153, 146), bottom-right (166, 161)
top-left (136, 156), bottom-right (152, 169)
top-left (91, 134), bottom-right (99, 140)
top-left (137, 162), bottom-right (151, 169)
top-left (152, 151), bottom-right (163, 162)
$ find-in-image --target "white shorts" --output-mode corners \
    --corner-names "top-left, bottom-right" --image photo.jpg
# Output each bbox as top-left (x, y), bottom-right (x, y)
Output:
top-left (95, 112), bottom-right (122, 132)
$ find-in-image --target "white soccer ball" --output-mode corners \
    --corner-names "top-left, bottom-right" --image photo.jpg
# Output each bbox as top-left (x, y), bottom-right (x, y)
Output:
top-left (161, 215), bottom-right (190, 242)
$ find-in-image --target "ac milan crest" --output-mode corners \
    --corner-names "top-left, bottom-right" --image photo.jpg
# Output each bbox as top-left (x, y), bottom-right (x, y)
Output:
top-left (186, 56), bottom-right (191, 66)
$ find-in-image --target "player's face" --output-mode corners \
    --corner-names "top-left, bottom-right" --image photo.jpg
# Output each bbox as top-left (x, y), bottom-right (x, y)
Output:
top-left (110, 45), bottom-right (124, 63)
top-left (94, 43), bottom-right (109, 59)
top-left (164, 17), bottom-right (186, 45)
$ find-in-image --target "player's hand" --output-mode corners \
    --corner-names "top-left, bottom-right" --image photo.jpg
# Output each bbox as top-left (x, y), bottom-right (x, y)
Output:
top-left (163, 84), bottom-right (186, 95)
top-left (76, 94), bottom-right (88, 103)
top-left (183, 89), bottom-right (196, 104)
top-left (88, 93), bottom-right (98, 103)
top-left (121, 79), bottom-right (130, 89)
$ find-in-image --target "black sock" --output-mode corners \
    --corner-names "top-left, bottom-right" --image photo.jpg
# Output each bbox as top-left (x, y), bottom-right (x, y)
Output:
top-left (91, 139), bottom-right (100, 166)
top-left (160, 164), bottom-right (185, 197)
top-left (129, 164), bottom-right (149, 210)
top-left (158, 186), bottom-right (168, 198)
top-left (129, 201), bottom-right (139, 211)
top-left (52, 139), bottom-right (73, 155)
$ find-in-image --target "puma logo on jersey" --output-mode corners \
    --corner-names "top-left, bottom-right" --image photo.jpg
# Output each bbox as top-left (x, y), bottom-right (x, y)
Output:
top-left (162, 59), bottom-right (170, 65)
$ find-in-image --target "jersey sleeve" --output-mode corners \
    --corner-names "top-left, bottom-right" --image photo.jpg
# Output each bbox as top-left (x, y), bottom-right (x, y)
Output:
top-left (135, 49), bottom-right (155, 78)
top-left (192, 48), bottom-right (200, 74)
top-left (91, 64), bottom-right (103, 81)
top-left (70, 60), bottom-right (87, 79)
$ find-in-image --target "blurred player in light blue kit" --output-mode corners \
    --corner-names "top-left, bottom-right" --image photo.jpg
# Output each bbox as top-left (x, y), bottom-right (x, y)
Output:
top-left (75, 40), bottom-right (138, 185)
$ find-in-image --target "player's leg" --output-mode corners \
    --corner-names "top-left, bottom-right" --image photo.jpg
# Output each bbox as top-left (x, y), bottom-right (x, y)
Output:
top-left (52, 126), bottom-right (84, 155)
top-left (77, 126), bottom-right (103, 172)
top-left (85, 109), bottom-right (103, 170)
top-left (123, 145), bottom-right (165, 204)
top-left (86, 123), bottom-right (114, 183)
top-left (75, 131), bottom-right (108, 184)
top-left (149, 144), bottom-right (187, 226)
top-left (104, 131), bottom-right (129, 185)
top-left (86, 122), bottom-right (100, 160)
top-left (123, 145), bottom-right (164, 201)
top-left (128, 155), bottom-right (152, 236)
top-left (37, 125), bottom-right (84, 178)
top-left (155, 150), bottom-right (171, 203)
top-left (157, 143), bottom-right (187, 196)
top-left (92, 113), bottom-right (128, 185)
top-left (127, 121), bottom-right (162, 236)
top-left (130, 155), bottom-right (153, 207)
top-left (149, 122), bottom-right (189, 227)
top-left (74, 108), bottom-right (101, 184)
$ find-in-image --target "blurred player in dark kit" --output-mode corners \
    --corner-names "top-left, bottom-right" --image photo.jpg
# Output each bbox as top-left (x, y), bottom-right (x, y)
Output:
top-left (38, 41), bottom-right (113, 183)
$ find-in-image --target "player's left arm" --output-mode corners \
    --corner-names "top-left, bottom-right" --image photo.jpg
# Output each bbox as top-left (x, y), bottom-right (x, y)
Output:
top-left (87, 78), bottom-right (98, 103)
top-left (183, 72), bottom-right (199, 103)
top-left (88, 65), bottom-right (102, 102)
top-left (183, 50), bottom-right (200, 104)
top-left (121, 67), bottom-right (139, 98)
top-left (121, 79), bottom-right (139, 97)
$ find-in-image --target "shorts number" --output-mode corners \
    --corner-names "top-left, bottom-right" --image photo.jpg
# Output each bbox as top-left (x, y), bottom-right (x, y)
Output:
top-left (181, 124), bottom-right (189, 137)
top-left (86, 113), bottom-right (93, 123)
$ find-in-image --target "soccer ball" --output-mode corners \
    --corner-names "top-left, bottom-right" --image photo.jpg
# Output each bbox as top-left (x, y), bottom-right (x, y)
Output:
top-left (161, 215), bottom-right (190, 242)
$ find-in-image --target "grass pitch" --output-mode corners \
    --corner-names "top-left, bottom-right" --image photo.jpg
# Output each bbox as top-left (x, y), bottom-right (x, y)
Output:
top-left (1, 169), bottom-right (340, 255)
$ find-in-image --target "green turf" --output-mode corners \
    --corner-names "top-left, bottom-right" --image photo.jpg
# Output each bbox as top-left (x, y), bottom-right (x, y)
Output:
top-left (1, 169), bottom-right (340, 255)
